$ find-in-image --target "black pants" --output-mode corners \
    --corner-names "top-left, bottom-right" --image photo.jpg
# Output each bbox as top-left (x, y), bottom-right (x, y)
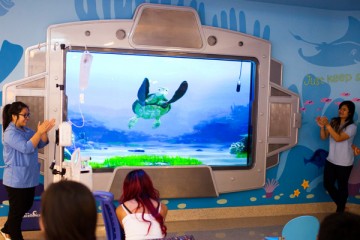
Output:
top-left (323, 160), bottom-right (353, 212)
top-left (1, 186), bottom-right (35, 240)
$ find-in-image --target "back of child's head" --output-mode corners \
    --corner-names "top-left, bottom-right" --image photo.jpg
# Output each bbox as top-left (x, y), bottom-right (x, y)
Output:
top-left (318, 212), bottom-right (360, 240)
top-left (40, 180), bottom-right (97, 240)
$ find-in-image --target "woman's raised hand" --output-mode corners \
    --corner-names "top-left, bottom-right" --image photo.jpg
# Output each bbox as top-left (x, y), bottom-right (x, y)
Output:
top-left (38, 119), bottom-right (56, 134)
top-left (355, 146), bottom-right (360, 156)
top-left (316, 116), bottom-right (329, 128)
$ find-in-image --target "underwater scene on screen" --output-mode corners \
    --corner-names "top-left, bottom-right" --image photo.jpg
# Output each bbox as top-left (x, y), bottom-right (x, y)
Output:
top-left (65, 51), bottom-right (254, 169)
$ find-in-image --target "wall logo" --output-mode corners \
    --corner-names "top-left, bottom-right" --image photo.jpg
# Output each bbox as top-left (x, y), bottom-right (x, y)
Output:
top-left (24, 210), bottom-right (40, 218)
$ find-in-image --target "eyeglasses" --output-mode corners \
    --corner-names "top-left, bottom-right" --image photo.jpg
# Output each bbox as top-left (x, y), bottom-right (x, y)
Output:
top-left (18, 113), bottom-right (31, 118)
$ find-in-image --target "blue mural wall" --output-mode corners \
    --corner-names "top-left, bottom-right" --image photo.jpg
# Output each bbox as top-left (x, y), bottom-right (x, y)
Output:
top-left (0, 0), bottom-right (360, 215)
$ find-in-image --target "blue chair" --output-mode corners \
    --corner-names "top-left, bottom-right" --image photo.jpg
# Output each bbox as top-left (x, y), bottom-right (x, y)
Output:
top-left (282, 215), bottom-right (319, 240)
top-left (265, 215), bottom-right (320, 240)
top-left (93, 191), bottom-right (123, 240)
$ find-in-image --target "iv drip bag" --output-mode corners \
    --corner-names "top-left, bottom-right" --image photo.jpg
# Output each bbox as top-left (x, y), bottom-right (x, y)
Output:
top-left (79, 51), bottom-right (93, 90)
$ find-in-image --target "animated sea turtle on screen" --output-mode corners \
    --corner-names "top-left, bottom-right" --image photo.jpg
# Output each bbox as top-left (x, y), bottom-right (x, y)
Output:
top-left (128, 78), bottom-right (188, 129)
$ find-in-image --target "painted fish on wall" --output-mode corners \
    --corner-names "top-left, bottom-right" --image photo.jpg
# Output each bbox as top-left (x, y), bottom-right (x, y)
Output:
top-left (293, 16), bottom-right (360, 67)
top-left (0, 0), bottom-right (14, 16)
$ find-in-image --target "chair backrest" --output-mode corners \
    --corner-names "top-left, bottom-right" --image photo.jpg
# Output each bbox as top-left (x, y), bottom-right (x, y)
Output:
top-left (93, 191), bottom-right (122, 240)
top-left (281, 215), bottom-right (320, 240)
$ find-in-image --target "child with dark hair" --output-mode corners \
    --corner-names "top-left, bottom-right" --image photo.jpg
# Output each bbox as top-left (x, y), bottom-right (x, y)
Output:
top-left (316, 100), bottom-right (357, 212)
top-left (40, 180), bottom-right (97, 240)
top-left (1, 101), bottom-right (55, 240)
top-left (318, 212), bottom-right (360, 240)
top-left (116, 169), bottom-right (168, 240)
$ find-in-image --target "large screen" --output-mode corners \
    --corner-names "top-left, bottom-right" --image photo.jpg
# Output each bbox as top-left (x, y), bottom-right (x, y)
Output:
top-left (64, 50), bottom-right (255, 170)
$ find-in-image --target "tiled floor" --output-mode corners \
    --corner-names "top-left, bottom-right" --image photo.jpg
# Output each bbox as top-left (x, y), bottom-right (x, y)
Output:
top-left (165, 213), bottom-right (329, 240)
top-left (1, 213), bottom-right (329, 240)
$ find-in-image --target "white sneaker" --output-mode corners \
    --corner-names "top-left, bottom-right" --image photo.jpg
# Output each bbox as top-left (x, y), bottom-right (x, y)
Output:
top-left (0, 229), bottom-right (11, 240)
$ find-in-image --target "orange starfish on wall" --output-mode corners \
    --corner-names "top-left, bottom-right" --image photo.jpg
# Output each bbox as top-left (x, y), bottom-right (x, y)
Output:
top-left (301, 180), bottom-right (309, 190)
top-left (293, 189), bottom-right (300, 197)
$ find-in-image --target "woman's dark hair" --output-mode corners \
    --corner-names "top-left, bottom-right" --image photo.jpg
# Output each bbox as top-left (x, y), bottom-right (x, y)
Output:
top-left (41, 180), bottom-right (97, 240)
top-left (2, 101), bottom-right (29, 131)
top-left (120, 169), bottom-right (167, 236)
top-left (330, 100), bottom-right (356, 133)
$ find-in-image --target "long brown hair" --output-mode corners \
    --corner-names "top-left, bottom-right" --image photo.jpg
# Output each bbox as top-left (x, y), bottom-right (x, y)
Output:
top-left (330, 101), bottom-right (355, 133)
top-left (41, 180), bottom-right (97, 240)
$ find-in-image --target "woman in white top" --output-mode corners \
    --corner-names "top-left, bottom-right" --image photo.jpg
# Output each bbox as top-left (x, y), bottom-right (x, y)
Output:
top-left (316, 100), bottom-right (357, 212)
top-left (116, 169), bottom-right (168, 240)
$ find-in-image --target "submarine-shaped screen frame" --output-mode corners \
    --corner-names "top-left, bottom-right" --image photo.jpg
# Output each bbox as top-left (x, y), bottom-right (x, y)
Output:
top-left (1, 4), bottom-right (300, 195)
